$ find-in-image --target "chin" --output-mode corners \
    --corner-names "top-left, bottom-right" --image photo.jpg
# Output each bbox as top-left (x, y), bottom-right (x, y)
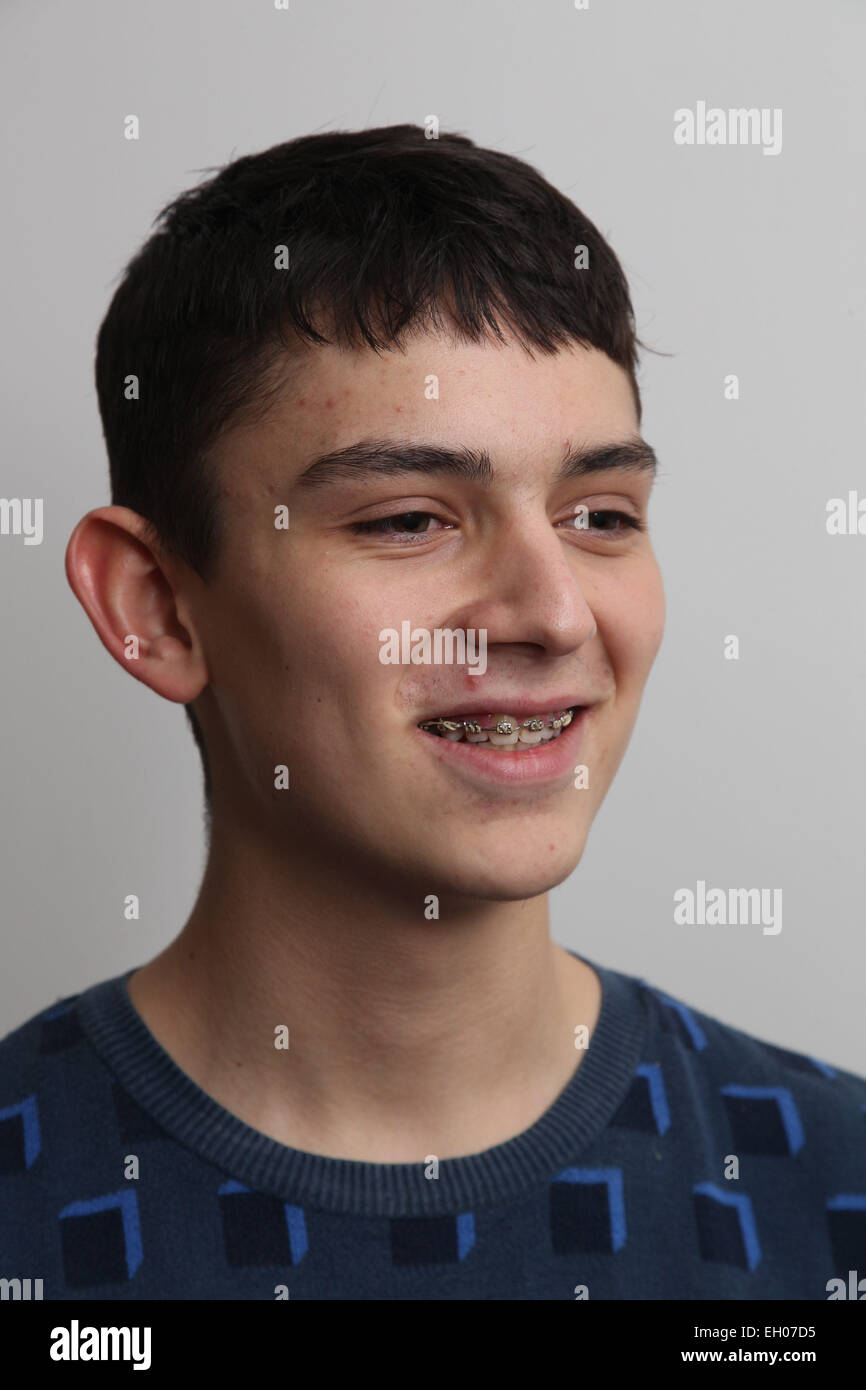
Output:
top-left (430, 838), bottom-right (588, 903)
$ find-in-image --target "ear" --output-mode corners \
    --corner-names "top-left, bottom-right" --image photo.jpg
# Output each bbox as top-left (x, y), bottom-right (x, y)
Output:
top-left (65, 506), bottom-right (209, 704)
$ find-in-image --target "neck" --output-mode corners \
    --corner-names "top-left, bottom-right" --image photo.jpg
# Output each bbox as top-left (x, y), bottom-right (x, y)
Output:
top-left (127, 813), bottom-right (601, 1162)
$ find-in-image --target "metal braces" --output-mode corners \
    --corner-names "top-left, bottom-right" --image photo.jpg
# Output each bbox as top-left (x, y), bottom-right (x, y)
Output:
top-left (418, 708), bottom-right (576, 736)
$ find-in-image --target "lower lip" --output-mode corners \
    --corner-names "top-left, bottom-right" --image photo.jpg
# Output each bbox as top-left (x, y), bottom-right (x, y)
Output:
top-left (415, 708), bottom-right (590, 788)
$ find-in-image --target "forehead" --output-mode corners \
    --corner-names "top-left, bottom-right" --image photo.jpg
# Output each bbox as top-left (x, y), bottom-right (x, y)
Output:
top-left (219, 330), bottom-right (639, 486)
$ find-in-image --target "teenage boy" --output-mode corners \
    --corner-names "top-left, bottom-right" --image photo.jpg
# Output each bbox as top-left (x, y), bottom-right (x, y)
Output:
top-left (1, 126), bottom-right (864, 1300)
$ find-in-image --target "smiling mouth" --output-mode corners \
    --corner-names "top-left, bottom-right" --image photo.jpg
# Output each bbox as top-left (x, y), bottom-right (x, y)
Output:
top-left (417, 707), bottom-right (580, 748)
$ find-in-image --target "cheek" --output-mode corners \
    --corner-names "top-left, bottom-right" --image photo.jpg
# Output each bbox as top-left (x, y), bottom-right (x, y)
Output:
top-left (222, 573), bottom-right (403, 733)
top-left (637, 583), bottom-right (666, 669)
top-left (598, 571), bottom-right (666, 686)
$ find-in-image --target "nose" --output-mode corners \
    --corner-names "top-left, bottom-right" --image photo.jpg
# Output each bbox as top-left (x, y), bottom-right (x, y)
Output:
top-left (461, 511), bottom-right (597, 658)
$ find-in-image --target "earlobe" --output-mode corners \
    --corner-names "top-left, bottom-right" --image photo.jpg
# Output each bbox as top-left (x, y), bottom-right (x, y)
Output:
top-left (65, 505), bottom-right (209, 706)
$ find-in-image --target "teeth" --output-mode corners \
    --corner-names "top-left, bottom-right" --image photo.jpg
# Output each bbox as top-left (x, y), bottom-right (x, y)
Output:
top-left (419, 707), bottom-right (578, 747)
top-left (517, 726), bottom-right (543, 745)
top-left (488, 714), bottom-right (519, 746)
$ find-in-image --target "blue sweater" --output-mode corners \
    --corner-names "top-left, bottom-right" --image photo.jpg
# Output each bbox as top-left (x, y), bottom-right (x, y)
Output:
top-left (1, 954), bottom-right (864, 1300)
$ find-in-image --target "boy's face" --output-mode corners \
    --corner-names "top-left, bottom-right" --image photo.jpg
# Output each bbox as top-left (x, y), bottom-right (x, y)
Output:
top-left (194, 330), bottom-right (665, 901)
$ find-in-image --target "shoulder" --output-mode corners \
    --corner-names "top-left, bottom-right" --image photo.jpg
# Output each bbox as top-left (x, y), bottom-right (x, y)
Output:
top-left (0, 979), bottom-right (116, 1155)
top-left (624, 969), bottom-right (866, 1152)
top-left (0, 986), bottom-right (90, 1085)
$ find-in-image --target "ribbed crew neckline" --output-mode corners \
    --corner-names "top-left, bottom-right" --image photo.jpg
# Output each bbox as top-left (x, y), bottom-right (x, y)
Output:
top-left (76, 950), bottom-right (647, 1218)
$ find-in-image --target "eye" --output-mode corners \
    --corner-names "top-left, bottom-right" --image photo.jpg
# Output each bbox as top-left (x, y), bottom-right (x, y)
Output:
top-left (351, 511), bottom-right (451, 542)
top-left (561, 508), bottom-right (645, 537)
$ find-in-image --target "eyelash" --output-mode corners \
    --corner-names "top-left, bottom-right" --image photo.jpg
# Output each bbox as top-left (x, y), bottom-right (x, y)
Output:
top-left (350, 509), bottom-right (645, 542)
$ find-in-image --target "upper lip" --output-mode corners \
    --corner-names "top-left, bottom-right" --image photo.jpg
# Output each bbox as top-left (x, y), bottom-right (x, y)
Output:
top-left (417, 695), bottom-right (594, 721)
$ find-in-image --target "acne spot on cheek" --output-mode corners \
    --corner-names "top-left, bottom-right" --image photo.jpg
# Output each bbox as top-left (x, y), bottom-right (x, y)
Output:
top-left (325, 397), bottom-right (335, 409)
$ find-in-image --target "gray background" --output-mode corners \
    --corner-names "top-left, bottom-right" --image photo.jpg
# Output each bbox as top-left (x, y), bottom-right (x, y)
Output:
top-left (1, 0), bottom-right (863, 1070)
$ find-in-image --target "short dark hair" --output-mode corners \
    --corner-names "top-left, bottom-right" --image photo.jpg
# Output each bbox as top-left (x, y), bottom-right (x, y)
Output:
top-left (95, 124), bottom-right (647, 811)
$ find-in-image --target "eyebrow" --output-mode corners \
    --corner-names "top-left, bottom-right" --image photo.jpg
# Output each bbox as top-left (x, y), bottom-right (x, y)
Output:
top-left (296, 434), bottom-right (658, 489)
